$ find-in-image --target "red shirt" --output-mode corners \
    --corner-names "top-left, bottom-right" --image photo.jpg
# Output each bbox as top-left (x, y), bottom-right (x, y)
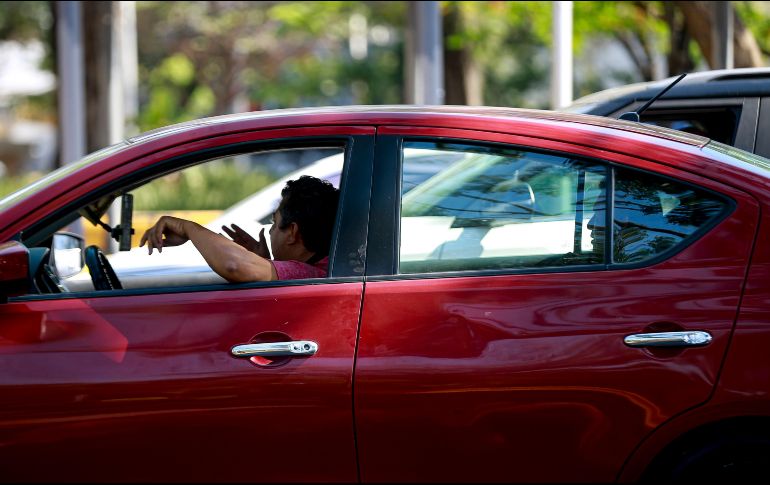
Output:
top-left (271, 256), bottom-right (329, 280)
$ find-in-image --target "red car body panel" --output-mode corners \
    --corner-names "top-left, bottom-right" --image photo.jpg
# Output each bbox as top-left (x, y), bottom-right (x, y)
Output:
top-left (0, 122), bottom-right (375, 481)
top-left (718, 209), bottom-right (770, 406)
top-left (1, 107), bottom-right (769, 481)
top-left (0, 283), bottom-right (362, 482)
top-left (355, 125), bottom-right (760, 482)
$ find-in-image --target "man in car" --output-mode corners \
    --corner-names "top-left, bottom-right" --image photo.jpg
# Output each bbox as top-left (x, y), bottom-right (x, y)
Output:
top-left (139, 175), bottom-right (339, 282)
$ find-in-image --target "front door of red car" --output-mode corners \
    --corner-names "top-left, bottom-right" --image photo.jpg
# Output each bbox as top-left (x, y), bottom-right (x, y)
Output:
top-left (354, 131), bottom-right (758, 482)
top-left (0, 131), bottom-right (374, 482)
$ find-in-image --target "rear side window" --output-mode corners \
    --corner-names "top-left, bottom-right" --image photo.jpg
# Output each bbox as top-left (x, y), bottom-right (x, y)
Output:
top-left (397, 141), bottom-right (729, 274)
top-left (611, 167), bottom-right (727, 264)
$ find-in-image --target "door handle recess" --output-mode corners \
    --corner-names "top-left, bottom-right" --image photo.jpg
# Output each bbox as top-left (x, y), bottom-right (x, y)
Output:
top-left (231, 341), bottom-right (318, 358)
top-left (624, 331), bottom-right (712, 348)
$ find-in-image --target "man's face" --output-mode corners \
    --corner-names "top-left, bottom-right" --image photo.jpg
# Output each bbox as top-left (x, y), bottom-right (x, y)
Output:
top-left (269, 207), bottom-right (291, 261)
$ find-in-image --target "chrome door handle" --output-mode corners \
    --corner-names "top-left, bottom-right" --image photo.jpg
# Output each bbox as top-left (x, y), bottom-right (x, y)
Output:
top-left (624, 331), bottom-right (712, 348)
top-left (231, 341), bottom-right (318, 358)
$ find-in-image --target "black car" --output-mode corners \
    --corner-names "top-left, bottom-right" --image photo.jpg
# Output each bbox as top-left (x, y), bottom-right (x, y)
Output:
top-left (564, 67), bottom-right (770, 158)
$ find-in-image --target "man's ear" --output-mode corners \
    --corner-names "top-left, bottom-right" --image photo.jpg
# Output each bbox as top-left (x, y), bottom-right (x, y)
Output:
top-left (287, 222), bottom-right (302, 245)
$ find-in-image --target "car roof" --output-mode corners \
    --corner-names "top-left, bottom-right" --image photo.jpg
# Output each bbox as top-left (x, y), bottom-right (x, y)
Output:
top-left (567, 67), bottom-right (770, 113)
top-left (126, 104), bottom-right (709, 148)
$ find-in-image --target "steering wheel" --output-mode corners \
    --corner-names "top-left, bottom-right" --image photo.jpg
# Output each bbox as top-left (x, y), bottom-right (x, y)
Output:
top-left (84, 245), bottom-right (123, 291)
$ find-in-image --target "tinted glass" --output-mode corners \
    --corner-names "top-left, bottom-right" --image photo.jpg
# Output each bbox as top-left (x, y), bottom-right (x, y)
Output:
top-left (399, 141), bottom-right (606, 273)
top-left (611, 167), bottom-right (727, 264)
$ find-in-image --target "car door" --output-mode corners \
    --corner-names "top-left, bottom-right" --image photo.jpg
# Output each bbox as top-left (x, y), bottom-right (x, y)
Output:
top-left (354, 128), bottom-right (758, 482)
top-left (0, 128), bottom-right (374, 482)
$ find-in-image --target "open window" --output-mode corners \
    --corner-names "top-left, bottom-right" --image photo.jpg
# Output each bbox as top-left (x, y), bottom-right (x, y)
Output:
top-left (20, 144), bottom-right (345, 295)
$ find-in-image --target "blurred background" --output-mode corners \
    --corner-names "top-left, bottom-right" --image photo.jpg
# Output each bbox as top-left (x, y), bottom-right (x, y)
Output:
top-left (1, 0), bottom-right (769, 206)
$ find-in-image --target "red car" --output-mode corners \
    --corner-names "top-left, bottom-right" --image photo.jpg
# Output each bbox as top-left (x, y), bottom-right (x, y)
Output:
top-left (1, 106), bottom-right (769, 482)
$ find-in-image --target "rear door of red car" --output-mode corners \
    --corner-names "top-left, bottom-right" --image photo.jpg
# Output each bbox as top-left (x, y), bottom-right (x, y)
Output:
top-left (354, 127), bottom-right (758, 482)
top-left (0, 128), bottom-right (374, 482)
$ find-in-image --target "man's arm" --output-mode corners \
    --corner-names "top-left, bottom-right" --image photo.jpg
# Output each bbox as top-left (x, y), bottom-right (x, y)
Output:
top-left (140, 216), bottom-right (277, 282)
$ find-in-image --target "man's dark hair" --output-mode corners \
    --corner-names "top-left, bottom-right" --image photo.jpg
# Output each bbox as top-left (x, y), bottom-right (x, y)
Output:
top-left (277, 175), bottom-right (340, 256)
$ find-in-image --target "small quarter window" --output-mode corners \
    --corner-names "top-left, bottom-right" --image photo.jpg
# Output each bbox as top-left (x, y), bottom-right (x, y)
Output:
top-left (610, 167), bottom-right (727, 264)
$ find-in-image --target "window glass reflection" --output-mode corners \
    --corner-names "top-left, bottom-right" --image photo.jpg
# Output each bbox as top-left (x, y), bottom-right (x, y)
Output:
top-left (612, 167), bottom-right (726, 264)
top-left (399, 141), bottom-right (606, 273)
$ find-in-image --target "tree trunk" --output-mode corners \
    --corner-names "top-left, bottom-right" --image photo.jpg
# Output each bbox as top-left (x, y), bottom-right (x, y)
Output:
top-left (442, 3), bottom-right (483, 105)
top-left (82, 1), bottom-right (114, 152)
top-left (443, 4), bottom-right (466, 105)
top-left (674, 1), bottom-right (763, 68)
top-left (614, 32), bottom-right (654, 81)
top-left (664, 2), bottom-right (695, 76)
top-left (733, 14), bottom-right (764, 67)
top-left (51, 1), bottom-right (61, 169)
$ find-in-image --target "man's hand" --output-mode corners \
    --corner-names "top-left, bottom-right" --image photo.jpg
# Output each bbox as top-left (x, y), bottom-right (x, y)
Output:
top-left (139, 215), bottom-right (192, 254)
top-left (222, 224), bottom-right (271, 259)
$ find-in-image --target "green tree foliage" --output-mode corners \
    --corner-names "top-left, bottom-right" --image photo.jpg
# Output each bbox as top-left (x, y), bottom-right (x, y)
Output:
top-left (0, 1), bottom-right (55, 120)
top-left (135, 1), bottom-right (404, 131)
top-left (442, 1), bottom-right (671, 107)
top-left (442, 1), bottom-right (768, 107)
top-left (574, 1), bottom-right (670, 81)
top-left (137, 52), bottom-right (216, 130)
top-left (736, 1), bottom-right (770, 57)
top-left (130, 158), bottom-right (274, 211)
top-left (0, 1), bottom-right (52, 48)
top-left (443, 1), bottom-right (553, 108)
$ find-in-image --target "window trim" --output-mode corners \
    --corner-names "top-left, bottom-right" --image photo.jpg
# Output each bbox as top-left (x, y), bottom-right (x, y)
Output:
top-left (755, 97), bottom-right (770, 158)
top-left (369, 136), bottom-right (735, 280)
top-left (365, 135), bottom-right (402, 276)
top-left (607, 163), bottom-right (734, 269)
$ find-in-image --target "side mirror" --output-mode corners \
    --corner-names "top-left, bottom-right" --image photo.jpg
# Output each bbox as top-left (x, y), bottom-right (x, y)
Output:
top-left (51, 232), bottom-right (85, 279)
top-left (0, 241), bottom-right (30, 300)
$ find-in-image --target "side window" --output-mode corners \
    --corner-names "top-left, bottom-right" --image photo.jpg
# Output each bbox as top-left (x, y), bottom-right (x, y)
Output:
top-left (398, 141), bottom-right (607, 274)
top-left (397, 140), bottom-right (729, 275)
top-left (610, 167), bottom-right (727, 264)
top-left (123, 147), bottom-right (341, 256)
top-left (37, 146), bottom-right (344, 294)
